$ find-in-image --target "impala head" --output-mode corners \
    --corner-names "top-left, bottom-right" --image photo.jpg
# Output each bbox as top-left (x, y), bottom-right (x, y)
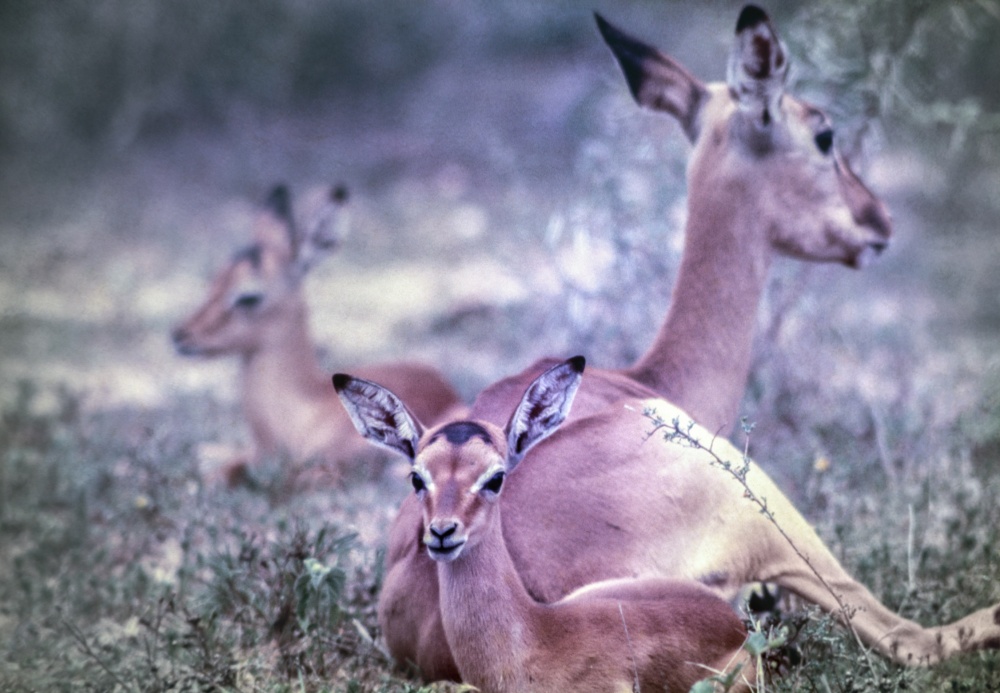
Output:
top-left (172, 184), bottom-right (349, 357)
top-left (596, 5), bottom-right (892, 268)
top-left (334, 356), bottom-right (585, 562)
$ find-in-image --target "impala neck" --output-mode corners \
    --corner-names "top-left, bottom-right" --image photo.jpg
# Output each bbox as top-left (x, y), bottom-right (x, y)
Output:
top-left (240, 299), bottom-right (327, 424)
top-left (625, 193), bottom-right (771, 433)
top-left (437, 516), bottom-right (537, 692)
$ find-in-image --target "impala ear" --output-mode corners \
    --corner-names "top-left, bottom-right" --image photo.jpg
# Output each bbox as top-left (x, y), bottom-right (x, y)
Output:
top-left (726, 4), bottom-right (788, 129)
top-left (595, 12), bottom-right (709, 143)
top-left (333, 373), bottom-right (424, 461)
top-left (504, 356), bottom-right (585, 469)
top-left (290, 184), bottom-right (350, 280)
top-left (250, 184), bottom-right (299, 270)
top-left (253, 184), bottom-right (295, 248)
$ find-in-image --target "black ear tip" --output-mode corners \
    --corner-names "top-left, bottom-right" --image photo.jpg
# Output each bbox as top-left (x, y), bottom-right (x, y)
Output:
top-left (593, 11), bottom-right (613, 39)
top-left (567, 355), bottom-right (586, 373)
top-left (265, 184), bottom-right (292, 219)
top-left (332, 373), bottom-right (351, 392)
top-left (331, 184), bottom-right (349, 204)
top-left (736, 4), bottom-right (770, 33)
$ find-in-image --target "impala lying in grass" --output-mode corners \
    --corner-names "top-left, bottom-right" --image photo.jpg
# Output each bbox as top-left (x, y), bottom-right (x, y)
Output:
top-left (371, 7), bottom-right (999, 682)
top-left (335, 357), bottom-right (755, 693)
top-left (172, 184), bottom-right (461, 484)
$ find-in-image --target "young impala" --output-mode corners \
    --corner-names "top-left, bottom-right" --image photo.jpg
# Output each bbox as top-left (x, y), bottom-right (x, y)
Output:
top-left (172, 184), bottom-right (461, 484)
top-left (375, 6), bottom-right (999, 680)
top-left (335, 358), bottom-right (755, 693)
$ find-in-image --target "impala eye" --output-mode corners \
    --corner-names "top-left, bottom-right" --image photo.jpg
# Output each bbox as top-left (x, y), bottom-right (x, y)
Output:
top-left (410, 472), bottom-right (426, 494)
top-left (233, 292), bottom-right (264, 310)
top-left (814, 129), bottom-right (834, 155)
top-left (482, 471), bottom-right (505, 495)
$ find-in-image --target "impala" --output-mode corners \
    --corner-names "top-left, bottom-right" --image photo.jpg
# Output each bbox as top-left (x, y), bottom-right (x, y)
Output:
top-left (474, 6), bottom-right (892, 437)
top-left (335, 357), bottom-right (755, 693)
top-left (374, 6), bottom-right (999, 681)
top-left (172, 184), bottom-right (461, 484)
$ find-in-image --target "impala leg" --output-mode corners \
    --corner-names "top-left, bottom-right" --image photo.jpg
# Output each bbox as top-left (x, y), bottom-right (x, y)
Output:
top-left (743, 486), bottom-right (1000, 664)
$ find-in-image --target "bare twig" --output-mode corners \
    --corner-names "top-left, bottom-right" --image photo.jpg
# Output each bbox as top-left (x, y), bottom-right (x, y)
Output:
top-left (60, 611), bottom-right (136, 693)
top-left (644, 409), bottom-right (880, 676)
top-left (868, 402), bottom-right (898, 488)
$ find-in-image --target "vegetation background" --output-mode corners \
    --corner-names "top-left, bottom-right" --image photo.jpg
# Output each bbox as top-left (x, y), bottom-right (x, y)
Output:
top-left (1, 0), bottom-right (999, 690)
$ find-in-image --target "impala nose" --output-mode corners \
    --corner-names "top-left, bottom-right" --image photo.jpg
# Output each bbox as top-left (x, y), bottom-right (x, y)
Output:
top-left (429, 521), bottom-right (458, 542)
top-left (425, 520), bottom-right (465, 561)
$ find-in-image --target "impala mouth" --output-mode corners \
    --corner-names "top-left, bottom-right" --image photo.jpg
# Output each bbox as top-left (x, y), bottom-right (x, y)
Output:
top-left (172, 332), bottom-right (227, 358)
top-left (172, 330), bottom-right (206, 357)
top-left (173, 340), bottom-right (219, 358)
top-left (426, 540), bottom-right (466, 562)
top-left (850, 240), bottom-right (889, 269)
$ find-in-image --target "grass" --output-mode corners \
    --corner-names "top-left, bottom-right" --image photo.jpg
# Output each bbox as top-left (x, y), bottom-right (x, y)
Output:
top-left (0, 386), bottom-right (460, 692)
top-left (3, 327), bottom-right (998, 691)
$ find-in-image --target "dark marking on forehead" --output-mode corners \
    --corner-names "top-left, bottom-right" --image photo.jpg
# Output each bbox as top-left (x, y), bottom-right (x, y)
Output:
top-left (431, 421), bottom-right (493, 447)
top-left (232, 243), bottom-right (263, 269)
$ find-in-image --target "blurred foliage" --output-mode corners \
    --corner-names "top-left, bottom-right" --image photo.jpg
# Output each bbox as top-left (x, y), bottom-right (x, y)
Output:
top-left (3, 0), bottom-right (999, 162)
top-left (0, 0), bottom-right (455, 156)
top-left (776, 0), bottom-right (1000, 171)
top-left (0, 0), bottom-right (602, 160)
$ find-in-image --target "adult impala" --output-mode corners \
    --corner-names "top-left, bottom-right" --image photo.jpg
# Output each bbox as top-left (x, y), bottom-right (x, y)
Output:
top-left (375, 7), bottom-right (999, 680)
top-left (172, 184), bottom-right (461, 484)
top-left (473, 4), bottom-right (892, 439)
top-left (336, 358), bottom-right (755, 693)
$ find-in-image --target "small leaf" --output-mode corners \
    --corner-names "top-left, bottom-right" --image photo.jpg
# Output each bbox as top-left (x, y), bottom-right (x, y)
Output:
top-left (745, 630), bottom-right (770, 656)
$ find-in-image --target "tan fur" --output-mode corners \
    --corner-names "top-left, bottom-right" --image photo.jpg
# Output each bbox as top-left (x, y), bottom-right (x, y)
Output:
top-left (470, 12), bottom-right (892, 441)
top-left (172, 185), bottom-right (460, 483)
top-left (388, 397), bottom-right (1000, 680)
top-left (424, 432), bottom-right (752, 693)
top-left (338, 361), bottom-right (754, 693)
top-left (376, 9), bottom-right (996, 681)
top-left (624, 88), bottom-right (890, 432)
